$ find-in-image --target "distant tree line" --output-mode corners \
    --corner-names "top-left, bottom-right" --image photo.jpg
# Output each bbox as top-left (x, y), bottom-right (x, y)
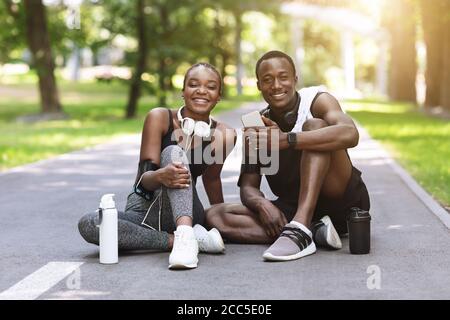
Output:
top-left (385, 0), bottom-right (450, 111)
top-left (1, 0), bottom-right (449, 119)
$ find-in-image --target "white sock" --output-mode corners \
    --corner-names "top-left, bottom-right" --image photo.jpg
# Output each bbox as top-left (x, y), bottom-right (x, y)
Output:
top-left (289, 221), bottom-right (312, 237)
top-left (176, 225), bottom-right (194, 233)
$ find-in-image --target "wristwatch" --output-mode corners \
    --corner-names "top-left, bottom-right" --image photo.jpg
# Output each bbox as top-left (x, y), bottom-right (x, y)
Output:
top-left (287, 132), bottom-right (297, 149)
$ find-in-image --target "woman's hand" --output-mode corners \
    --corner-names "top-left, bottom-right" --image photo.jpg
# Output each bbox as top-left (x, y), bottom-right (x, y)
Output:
top-left (157, 162), bottom-right (191, 189)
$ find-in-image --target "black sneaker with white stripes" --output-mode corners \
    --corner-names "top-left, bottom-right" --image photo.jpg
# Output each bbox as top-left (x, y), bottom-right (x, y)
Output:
top-left (262, 223), bottom-right (316, 261)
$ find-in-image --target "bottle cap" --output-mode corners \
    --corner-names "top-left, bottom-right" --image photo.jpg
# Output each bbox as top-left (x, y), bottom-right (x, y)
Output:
top-left (348, 207), bottom-right (371, 222)
top-left (99, 193), bottom-right (116, 209)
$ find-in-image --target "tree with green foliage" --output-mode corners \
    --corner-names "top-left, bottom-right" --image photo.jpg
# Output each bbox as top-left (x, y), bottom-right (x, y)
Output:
top-left (301, 20), bottom-right (341, 87)
top-left (215, 0), bottom-right (279, 95)
top-left (103, 0), bottom-right (216, 110)
top-left (1, 0), bottom-right (103, 67)
top-left (23, 0), bottom-right (62, 114)
top-left (1, 0), bottom-right (100, 116)
top-left (138, 0), bottom-right (206, 107)
top-left (125, 0), bottom-right (148, 119)
top-left (3, 0), bottom-right (63, 115)
top-left (207, 6), bottom-right (234, 97)
top-left (0, 0), bottom-right (26, 63)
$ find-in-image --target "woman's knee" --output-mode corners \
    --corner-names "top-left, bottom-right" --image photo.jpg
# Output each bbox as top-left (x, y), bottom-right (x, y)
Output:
top-left (160, 145), bottom-right (189, 168)
top-left (78, 213), bottom-right (99, 244)
top-left (302, 118), bottom-right (328, 131)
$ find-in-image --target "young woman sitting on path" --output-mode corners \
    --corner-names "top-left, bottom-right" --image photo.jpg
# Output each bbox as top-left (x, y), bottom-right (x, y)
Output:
top-left (78, 63), bottom-right (237, 270)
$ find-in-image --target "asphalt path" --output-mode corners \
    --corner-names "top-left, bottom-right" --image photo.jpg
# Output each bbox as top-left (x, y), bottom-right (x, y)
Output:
top-left (1, 102), bottom-right (450, 300)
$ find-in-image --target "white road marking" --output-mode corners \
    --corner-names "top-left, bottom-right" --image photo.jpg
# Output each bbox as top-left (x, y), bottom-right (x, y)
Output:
top-left (0, 262), bottom-right (84, 300)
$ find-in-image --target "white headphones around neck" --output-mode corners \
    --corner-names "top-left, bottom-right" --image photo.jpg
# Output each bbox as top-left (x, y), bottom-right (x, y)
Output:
top-left (177, 106), bottom-right (212, 138)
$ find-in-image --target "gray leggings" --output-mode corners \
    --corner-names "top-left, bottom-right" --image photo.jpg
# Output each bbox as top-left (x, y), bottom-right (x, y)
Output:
top-left (78, 145), bottom-right (205, 251)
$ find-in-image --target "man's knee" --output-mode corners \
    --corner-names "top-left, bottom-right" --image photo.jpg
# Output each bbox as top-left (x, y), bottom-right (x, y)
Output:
top-left (160, 145), bottom-right (188, 168)
top-left (302, 118), bottom-right (328, 131)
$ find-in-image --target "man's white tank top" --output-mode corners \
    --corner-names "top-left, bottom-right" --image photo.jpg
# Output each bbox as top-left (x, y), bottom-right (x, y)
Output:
top-left (291, 85), bottom-right (327, 133)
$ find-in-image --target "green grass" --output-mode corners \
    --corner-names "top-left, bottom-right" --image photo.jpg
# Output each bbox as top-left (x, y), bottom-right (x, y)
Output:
top-left (344, 100), bottom-right (450, 208)
top-left (0, 80), bottom-right (256, 171)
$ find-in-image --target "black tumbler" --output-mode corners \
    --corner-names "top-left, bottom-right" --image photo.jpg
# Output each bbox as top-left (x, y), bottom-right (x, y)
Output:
top-left (347, 207), bottom-right (371, 254)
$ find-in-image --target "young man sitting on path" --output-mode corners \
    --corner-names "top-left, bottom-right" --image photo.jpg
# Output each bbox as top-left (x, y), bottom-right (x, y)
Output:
top-left (206, 50), bottom-right (370, 261)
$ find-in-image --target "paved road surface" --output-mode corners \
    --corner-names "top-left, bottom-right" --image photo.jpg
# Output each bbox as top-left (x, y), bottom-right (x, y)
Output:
top-left (1, 102), bottom-right (450, 300)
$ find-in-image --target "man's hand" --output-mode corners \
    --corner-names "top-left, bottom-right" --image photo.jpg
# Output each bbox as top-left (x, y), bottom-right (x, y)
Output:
top-left (256, 199), bottom-right (288, 238)
top-left (261, 115), bottom-right (277, 127)
top-left (244, 116), bottom-right (288, 152)
top-left (157, 162), bottom-right (190, 189)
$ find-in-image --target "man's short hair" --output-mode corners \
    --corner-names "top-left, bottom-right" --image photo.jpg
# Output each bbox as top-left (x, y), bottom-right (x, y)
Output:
top-left (255, 50), bottom-right (297, 80)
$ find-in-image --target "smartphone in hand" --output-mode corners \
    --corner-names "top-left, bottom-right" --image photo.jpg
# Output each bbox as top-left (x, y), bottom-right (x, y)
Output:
top-left (241, 111), bottom-right (265, 127)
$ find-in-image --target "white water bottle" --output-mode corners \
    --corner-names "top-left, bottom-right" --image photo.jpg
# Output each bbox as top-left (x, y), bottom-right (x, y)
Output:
top-left (98, 194), bottom-right (118, 264)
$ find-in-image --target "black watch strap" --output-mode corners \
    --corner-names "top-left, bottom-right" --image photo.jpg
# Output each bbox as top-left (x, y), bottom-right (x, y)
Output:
top-left (287, 132), bottom-right (297, 149)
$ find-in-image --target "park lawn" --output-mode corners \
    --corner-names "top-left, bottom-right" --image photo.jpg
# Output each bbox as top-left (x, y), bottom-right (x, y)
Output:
top-left (0, 80), bottom-right (256, 171)
top-left (344, 100), bottom-right (450, 209)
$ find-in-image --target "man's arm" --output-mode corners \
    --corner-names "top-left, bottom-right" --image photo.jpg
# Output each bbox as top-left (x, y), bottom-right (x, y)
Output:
top-left (240, 172), bottom-right (287, 238)
top-left (281, 93), bottom-right (359, 152)
top-left (240, 172), bottom-right (264, 212)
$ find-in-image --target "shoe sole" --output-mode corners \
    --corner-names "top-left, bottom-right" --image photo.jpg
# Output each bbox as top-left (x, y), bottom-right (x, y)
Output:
top-left (321, 215), bottom-right (342, 249)
top-left (168, 262), bottom-right (198, 270)
top-left (262, 242), bottom-right (317, 261)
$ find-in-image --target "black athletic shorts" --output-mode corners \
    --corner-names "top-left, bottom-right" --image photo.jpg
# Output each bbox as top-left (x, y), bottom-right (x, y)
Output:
top-left (271, 166), bottom-right (370, 235)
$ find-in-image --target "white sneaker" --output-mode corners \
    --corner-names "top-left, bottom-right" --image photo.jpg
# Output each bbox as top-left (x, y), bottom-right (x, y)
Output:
top-left (168, 225), bottom-right (199, 269)
top-left (312, 215), bottom-right (342, 250)
top-left (193, 224), bottom-right (225, 254)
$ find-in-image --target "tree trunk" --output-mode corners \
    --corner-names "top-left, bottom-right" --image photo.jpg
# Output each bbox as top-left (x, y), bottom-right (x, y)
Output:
top-left (125, 0), bottom-right (148, 119)
top-left (233, 10), bottom-right (243, 96)
top-left (23, 0), bottom-right (62, 114)
top-left (209, 9), bottom-right (220, 67)
top-left (387, 0), bottom-right (417, 103)
top-left (158, 58), bottom-right (167, 107)
top-left (220, 53), bottom-right (229, 98)
top-left (420, 0), bottom-right (444, 108)
top-left (214, 8), bottom-right (228, 98)
top-left (157, 3), bottom-right (169, 107)
top-left (440, 5), bottom-right (450, 111)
